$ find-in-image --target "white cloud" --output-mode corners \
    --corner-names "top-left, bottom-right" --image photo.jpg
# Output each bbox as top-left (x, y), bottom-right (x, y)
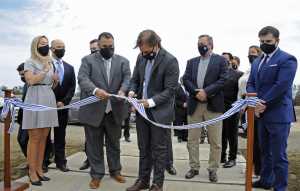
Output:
top-left (0, 0), bottom-right (299, 88)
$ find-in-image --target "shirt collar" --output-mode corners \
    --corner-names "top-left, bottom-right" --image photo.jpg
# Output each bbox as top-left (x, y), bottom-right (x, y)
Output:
top-left (53, 57), bottom-right (62, 63)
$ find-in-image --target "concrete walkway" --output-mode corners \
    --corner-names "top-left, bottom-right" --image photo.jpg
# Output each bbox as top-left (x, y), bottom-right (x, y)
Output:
top-left (18, 133), bottom-right (264, 191)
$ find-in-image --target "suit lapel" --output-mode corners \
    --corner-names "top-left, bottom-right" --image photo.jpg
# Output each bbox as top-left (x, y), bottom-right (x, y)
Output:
top-left (109, 55), bottom-right (117, 85)
top-left (95, 53), bottom-right (109, 87)
top-left (203, 54), bottom-right (216, 85)
top-left (150, 48), bottom-right (165, 76)
top-left (192, 57), bottom-right (200, 83)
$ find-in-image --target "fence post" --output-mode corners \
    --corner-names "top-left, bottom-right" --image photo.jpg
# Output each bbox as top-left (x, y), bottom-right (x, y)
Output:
top-left (1, 89), bottom-right (29, 191)
top-left (245, 93), bottom-right (257, 191)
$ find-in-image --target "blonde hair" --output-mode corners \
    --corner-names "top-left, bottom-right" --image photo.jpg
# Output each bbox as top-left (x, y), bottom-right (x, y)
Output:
top-left (30, 35), bottom-right (51, 65)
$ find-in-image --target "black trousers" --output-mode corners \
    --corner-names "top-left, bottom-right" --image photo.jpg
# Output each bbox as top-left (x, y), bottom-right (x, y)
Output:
top-left (166, 130), bottom-right (173, 168)
top-left (221, 111), bottom-right (239, 161)
top-left (84, 112), bottom-right (122, 179)
top-left (253, 119), bottom-right (261, 175)
top-left (173, 118), bottom-right (188, 141)
top-left (136, 112), bottom-right (170, 187)
top-left (122, 115), bottom-right (130, 138)
top-left (54, 110), bottom-right (68, 166)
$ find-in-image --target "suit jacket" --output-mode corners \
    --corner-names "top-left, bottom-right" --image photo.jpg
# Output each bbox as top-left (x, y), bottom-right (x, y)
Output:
top-left (175, 84), bottom-right (188, 120)
top-left (182, 54), bottom-right (227, 115)
top-left (130, 48), bottom-right (179, 124)
top-left (53, 61), bottom-right (76, 107)
top-left (78, 53), bottom-right (131, 127)
top-left (247, 48), bottom-right (297, 123)
top-left (224, 68), bottom-right (243, 105)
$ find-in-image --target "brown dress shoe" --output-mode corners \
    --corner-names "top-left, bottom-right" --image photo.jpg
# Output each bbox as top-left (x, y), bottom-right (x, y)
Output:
top-left (126, 179), bottom-right (149, 191)
top-left (89, 178), bottom-right (100, 189)
top-left (149, 184), bottom-right (163, 191)
top-left (111, 174), bottom-right (126, 183)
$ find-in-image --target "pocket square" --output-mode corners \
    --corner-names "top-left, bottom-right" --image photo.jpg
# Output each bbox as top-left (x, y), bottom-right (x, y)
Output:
top-left (269, 64), bottom-right (278, 67)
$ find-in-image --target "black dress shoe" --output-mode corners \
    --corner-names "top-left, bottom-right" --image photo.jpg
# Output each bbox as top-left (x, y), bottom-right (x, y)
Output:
top-left (252, 180), bottom-right (272, 189)
top-left (56, 164), bottom-right (70, 172)
top-left (185, 169), bottom-right (199, 179)
top-left (29, 176), bottom-right (42, 186)
top-left (166, 166), bottom-right (177, 175)
top-left (208, 170), bottom-right (218, 182)
top-left (223, 160), bottom-right (236, 168)
top-left (79, 160), bottom-right (90, 170)
top-left (125, 137), bottom-right (131, 142)
top-left (37, 174), bottom-right (51, 181)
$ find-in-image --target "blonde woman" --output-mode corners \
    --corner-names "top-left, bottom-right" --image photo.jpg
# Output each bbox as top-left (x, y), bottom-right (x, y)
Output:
top-left (23, 35), bottom-right (58, 186)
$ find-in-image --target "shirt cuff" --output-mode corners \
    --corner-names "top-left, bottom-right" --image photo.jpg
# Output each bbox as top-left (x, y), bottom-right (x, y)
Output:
top-left (93, 88), bottom-right (99, 95)
top-left (147, 99), bottom-right (156, 108)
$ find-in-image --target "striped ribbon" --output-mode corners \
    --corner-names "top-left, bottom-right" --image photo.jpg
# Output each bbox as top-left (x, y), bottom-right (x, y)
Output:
top-left (1, 95), bottom-right (258, 134)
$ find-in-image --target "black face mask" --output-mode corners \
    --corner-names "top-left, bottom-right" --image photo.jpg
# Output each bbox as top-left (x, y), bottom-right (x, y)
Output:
top-left (198, 44), bottom-right (209, 56)
top-left (100, 47), bottom-right (114, 60)
top-left (21, 76), bottom-right (26, 83)
top-left (54, 49), bottom-right (65, 59)
top-left (90, 49), bottom-right (99, 54)
top-left (37, 45), bottom-right (49, 56)
top-left (260, 43), bottom-right (277, 54)
top-left (248, 55), bottom-right (258, 64)
top-left (142, 48), bottom-right (156, 60)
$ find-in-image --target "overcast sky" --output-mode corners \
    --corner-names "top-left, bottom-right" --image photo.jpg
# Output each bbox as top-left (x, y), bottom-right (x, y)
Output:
top-left (0, 0), bottom-right (299, 88)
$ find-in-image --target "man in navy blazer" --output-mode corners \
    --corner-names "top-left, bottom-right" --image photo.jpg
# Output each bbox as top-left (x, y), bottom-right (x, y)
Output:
top-left (247, 26), bottom-right (297, 191)
top-left (183, 34), bottom-right (227, 182)
top-left (51, 39), bottom-right (76, 172)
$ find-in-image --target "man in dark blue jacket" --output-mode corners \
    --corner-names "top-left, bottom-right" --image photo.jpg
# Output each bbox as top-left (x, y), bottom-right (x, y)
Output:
top-left (247, 26), bottom-right (297, 191)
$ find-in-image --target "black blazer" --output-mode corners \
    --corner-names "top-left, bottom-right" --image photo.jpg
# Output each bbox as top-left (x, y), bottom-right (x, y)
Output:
top-left (130, 48), bottom-right (179, 124)
top-left (182, 54), bottom-right (227, 115)
top-left (53, 61), bottom-right (76, 106)
top-left (223, 68), bottom-right (243, 105)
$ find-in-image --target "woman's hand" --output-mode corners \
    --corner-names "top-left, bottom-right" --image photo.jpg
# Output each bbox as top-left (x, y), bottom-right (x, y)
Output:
top-left (52, 72), bottom-right (59, 88)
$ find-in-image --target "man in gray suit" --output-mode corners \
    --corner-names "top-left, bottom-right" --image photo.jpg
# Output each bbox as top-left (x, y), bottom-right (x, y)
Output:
top-left (126, 30), bottom-right (179, 191)
top-left (78, 32), bottom-right (131, 189)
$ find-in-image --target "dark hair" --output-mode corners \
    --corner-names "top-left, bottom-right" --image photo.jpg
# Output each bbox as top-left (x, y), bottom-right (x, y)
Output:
top-left (249, 45), bottom-right (262, 56)
top-left (258, 26), bottom-right (280, 38)
top-left (233, 56), bottom-right (240, 65)
top-left (222, 52), bottom-right (233, 60)
top-left (98, 32), bottom-right (114, 41)
top-left (135, 29), bottom-right (161, 48)
top-left (198, 34), bottom-right (214, 49)
top-left (89, 39), bottom-right (98, 44)
top-left (17, 63), bottom-right (25, 72)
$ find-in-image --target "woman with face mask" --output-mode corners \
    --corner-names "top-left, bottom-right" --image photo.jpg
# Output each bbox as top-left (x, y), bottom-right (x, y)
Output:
top-left (22, 35), bottom-right (59, 186)
top-left (237, 45), bottom-right (262, 177)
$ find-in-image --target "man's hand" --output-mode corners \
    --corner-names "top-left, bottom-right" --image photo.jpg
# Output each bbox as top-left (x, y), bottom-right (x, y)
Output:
top-left (255, 100), bottom-right (267, 117)
top-left (95, 89), bottom-right (110, 100)
top-left (128, 91), bottom-right (136, 98)
top-left (118, 90), bottom-right (125, 96)
top-left (196, 89), bottom-right (207, 101)
top-left (57, 102), bottom-right (64, 108)
top-left (138, 99), bottom-right (150, 108)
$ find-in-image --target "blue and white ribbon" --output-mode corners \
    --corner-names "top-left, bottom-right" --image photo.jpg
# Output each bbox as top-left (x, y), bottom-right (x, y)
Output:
top-left (1, 95), bottom-right (259, 134)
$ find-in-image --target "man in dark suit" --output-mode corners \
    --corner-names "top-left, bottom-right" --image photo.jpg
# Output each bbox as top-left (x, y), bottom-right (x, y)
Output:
top-left (247, 26), bottom-right (297, 191)
top-left (221, 56), bottom-right (243, 168)
top-left (183, 34), bottom-right (226, 182)
top-left (51, 39), bottom-right (76, 172)
top-left (78, 32), bottom-right (131, 189)
top-left (126, 30), bottom-right (179, 191)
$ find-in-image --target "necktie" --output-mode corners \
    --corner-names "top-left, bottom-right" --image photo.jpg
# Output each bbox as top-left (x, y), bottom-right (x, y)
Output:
top-left (104, 60), bottom-right (112, 113)
top-left (258, 55), bottom-right (269, 72)
top-left (57, 60), bottom-right (64, 85)
top-left (143, 61), bottom-right (153, 99)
